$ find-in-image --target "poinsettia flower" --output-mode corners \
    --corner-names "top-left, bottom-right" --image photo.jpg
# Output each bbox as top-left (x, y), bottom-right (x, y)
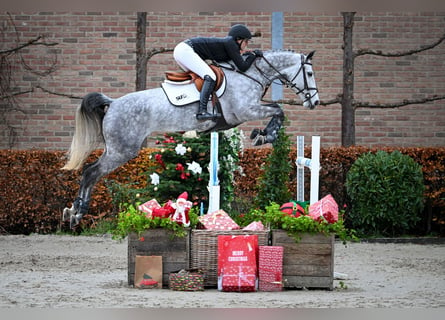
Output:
top-left (187, 161), bottom-right (202, 175)
top-left (150, 173), bottom-right (160, 185)
top-left (175, 143), bottom-right (187, 155)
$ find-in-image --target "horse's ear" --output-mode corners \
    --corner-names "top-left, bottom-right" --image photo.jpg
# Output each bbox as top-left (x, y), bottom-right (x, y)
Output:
top-left (307, 51), bottom-right (315, 60)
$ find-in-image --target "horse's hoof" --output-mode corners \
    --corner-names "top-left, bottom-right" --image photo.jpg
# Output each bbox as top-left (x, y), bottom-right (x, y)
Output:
top-left (69, 213), bottom-right (82, 229)
top-left (252, 134), bottom-right (265, 146)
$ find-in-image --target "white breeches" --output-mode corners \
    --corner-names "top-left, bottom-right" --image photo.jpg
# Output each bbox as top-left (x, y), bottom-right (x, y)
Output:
top-left (173, 42), bottom-right (217, 81)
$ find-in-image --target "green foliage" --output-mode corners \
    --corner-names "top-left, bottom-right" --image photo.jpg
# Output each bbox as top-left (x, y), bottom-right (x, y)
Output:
top-left (112, 203), bottom-right (199, 239)
top-left (346, 150), bottom-right (424, 237)
top-left (235, 202), bottom-right (356, 244)
top-left (254, 126), bottom-right (292, 209)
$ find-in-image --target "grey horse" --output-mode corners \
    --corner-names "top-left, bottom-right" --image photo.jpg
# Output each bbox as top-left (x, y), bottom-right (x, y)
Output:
top-left (62, 50), bottom-right (319, 228)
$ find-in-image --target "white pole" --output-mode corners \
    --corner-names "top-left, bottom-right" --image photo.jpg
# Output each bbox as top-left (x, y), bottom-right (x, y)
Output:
top-left (309, 136), bottom-right (320, 205)
top-left (296, 136), bottom-right (305, 202)
top-left (207, 132), bottom-right (220, 213)
top-left (295, 135), bottom-right (320, 204)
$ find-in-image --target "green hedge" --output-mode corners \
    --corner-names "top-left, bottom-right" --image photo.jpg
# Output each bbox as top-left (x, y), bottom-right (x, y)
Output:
top-left (1, 147), bottom-right (444, 235)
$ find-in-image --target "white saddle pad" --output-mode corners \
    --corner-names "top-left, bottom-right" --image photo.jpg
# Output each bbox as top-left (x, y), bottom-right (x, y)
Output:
top-left (161, 76), bottom-right (226, 106)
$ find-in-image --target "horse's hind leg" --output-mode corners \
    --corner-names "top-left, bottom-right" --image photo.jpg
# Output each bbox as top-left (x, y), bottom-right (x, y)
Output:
top-left (66, 146), bottom-right (140, 228)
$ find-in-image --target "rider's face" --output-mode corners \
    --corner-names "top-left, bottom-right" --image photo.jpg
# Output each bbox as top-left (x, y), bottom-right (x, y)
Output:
top-left (238, 39), bottom-right (249, 52)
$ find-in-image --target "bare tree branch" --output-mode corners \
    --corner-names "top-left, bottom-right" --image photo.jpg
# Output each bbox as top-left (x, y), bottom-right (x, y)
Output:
top-left (354, 95), bottom-right (445, 109)
top-left (145, 47), bottom-right (173, 60)
top-left (35, 85), bottom-right (83, 100)
top-left (0, 35), bottom-right (58, 55)
top-left (0, 88), bottom-right (34, 100)
top-left (355, 33), bottom-right (445, 58)
top-left (262, 96), bottom-right (341, 106)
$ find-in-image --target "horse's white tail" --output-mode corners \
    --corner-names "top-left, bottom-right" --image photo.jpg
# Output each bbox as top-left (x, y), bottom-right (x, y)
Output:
top-left (62, 93), bottom-right (113, 170)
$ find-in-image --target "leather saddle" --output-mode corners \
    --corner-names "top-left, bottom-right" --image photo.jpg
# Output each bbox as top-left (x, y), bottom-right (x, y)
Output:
top-left (165, 64), bottom-right (225, 92)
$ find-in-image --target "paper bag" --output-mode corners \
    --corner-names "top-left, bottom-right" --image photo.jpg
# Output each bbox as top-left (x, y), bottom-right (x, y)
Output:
top-left (217, 235), bottom-right (258, 292)
top-left (134, 255), bottom-right (163, 289)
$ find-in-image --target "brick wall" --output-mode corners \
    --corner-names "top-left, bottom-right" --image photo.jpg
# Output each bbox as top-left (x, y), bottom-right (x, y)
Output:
top-left (1, 12), bottom-right (444, 150)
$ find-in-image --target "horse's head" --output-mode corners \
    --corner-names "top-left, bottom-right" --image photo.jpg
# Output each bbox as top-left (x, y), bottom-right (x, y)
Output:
top-left (296, 51), bottom-right (319, 110)
top-left (259, 50), bottom-right (320, 110)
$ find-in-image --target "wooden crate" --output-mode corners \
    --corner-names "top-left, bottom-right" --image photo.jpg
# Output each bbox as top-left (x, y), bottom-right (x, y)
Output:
top-left (127, 228), bottom-right (190, 287)
top-left (271, 230), bottom-right (334, 290)
top-left (190, 229), bottom-right (270, 287)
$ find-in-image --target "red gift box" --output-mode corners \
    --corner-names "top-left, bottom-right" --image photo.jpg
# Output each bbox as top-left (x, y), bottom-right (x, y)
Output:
top-left (199, 210), bottom-right (240, 231)
top-left (221, 265), bottom-right (256, 292)
top-left (138, 199), bottom-right (161, 218)
top-left (242, 221), bottom-right (265, 231)
top-left (258, 246), bottom-right (283, 292)
top-left (308, 194), bottom-right (339, 223)
top-left (217, 235), bottom-right (258, 292)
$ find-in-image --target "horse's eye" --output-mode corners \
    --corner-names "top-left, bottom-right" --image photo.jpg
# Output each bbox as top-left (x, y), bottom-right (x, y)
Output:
top-left (307, 72), bottom-right (313, 77)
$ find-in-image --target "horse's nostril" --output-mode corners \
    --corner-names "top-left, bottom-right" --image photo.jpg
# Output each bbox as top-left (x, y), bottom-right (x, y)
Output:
top-left (314, 100), bottom-right (320, 106)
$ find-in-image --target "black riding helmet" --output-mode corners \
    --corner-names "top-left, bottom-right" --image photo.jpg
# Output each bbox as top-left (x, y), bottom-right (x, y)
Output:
top-left (228, 24), bottom-right (253, 41)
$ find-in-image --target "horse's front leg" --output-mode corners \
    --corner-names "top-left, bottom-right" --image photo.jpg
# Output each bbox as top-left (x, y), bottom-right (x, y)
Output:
top-left (250, 103), bottom-right (285, 146)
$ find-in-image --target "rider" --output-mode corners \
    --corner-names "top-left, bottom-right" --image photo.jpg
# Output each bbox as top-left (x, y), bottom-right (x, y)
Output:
top-left (173, 24), bottom-right (263, 121)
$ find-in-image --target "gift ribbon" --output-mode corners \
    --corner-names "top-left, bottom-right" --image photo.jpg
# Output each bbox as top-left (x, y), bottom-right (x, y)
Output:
top-left (237, 265), bottom-right (255, 289)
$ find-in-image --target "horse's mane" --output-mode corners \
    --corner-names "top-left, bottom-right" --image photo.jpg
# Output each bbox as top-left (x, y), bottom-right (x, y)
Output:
top-left (264, 49), bottom-right (296, 54)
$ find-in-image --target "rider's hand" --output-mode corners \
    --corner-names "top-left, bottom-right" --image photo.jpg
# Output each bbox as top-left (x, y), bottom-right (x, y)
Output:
top-left (253, 49), bottom-right (263, 57)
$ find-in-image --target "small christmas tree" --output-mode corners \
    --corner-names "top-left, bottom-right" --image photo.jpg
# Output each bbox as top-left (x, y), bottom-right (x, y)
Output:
top-left (254, 126), bottom-right (292, 210)
top-left (148, 132), bottom-right (210, 208)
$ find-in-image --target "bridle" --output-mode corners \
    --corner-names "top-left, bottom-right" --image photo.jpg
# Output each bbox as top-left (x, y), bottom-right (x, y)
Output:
top-left (254, 54), bottom-right (319, 104)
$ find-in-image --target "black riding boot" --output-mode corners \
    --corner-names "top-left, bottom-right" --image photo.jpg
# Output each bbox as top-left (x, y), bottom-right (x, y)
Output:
top-left (196, 75), bottom-right (220, 121)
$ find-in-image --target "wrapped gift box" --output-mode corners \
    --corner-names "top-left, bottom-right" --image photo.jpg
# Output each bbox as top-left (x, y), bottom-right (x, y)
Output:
top-left (220, 265), bottom-right (257, 292)
top-left (169, 269), bottom-right (204, 291)
top-left (138, 199), bottom-right (161, 218)
top-left (199, 209), bottom-right (240, 231)
top-left (243, 221), bottom-right (265, 231)
top-left (258, 246), bottom-right (283, 291)
top-left (309, 194), bottom-right (339, 223)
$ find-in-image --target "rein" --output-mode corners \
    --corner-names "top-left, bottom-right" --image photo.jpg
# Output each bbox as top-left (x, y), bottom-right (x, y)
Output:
top-left (215, 53), bottom-right (318, 103)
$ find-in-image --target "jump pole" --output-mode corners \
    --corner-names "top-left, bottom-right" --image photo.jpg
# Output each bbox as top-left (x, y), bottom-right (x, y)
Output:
top-left (296, 135), bottom-right (320, 205)
top-left (207, 131), bottom-right (220, 213)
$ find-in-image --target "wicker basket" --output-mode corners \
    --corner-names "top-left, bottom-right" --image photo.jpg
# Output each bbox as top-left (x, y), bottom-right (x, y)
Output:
top-left (190, 229), bottom-right (270, 287)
